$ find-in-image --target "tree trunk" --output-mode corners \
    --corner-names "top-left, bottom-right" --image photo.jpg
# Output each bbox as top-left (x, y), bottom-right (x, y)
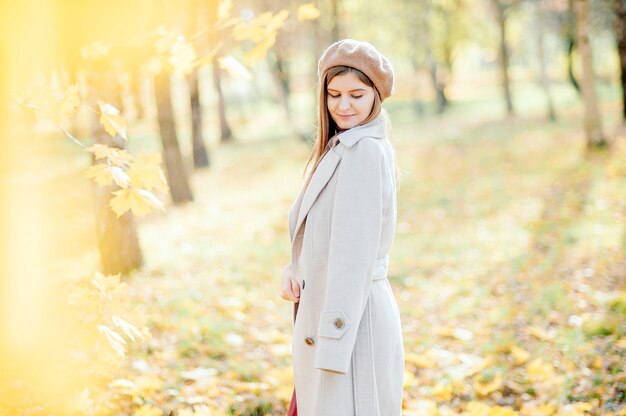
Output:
top-left (93, 157), bottom-right (144, 276)
top-left (154, 71), bottom-right (194, 203)
top-left (269, 49), bottom-right (307, 140)
top-left (423, 0), bottom-right (449, 114)
top-left (536, 0), bottom-right (557, 122)
top-left (331, 0), bottom-right (340, 42)
top-left (89, 73), bottom-right (143, 275)
top-left (493, 0), bottom-right (515, 115)
top-left (212, 56), bottom-right (233, 143)
top-left (130, 69), bottom-right (144, 121)
top-left (188, 70), bottom-right (209, 168)
top-left (566, 0), bottom-right (581, 94)
top-left (613, 0), bottom-right (626, 121)
top-left (427, 60), bottom-right (449, 114)
top-left (573, 0), bottom-right (608, 149)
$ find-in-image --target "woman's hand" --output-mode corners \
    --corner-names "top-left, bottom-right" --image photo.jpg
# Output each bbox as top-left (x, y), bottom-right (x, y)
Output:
top-left (280, 264), bottom-right (300, 303)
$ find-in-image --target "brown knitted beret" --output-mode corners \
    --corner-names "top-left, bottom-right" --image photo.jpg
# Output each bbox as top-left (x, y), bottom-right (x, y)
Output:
top-left (318, 39), bottom-right (395, 101)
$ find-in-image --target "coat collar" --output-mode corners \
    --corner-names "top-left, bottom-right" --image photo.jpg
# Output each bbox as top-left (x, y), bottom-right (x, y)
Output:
top-left (288, 112), bottom-right (386, 244)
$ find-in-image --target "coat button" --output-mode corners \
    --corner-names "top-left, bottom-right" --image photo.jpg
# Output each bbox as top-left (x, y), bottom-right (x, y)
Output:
top-left (334, 318), bottom-right (345, 329)
top-left (305, 337), bottom-right (314, 346)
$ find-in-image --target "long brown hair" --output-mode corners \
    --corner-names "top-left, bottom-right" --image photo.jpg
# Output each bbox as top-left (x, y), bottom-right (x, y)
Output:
top-left (302, 66), bottom-right (382, 189)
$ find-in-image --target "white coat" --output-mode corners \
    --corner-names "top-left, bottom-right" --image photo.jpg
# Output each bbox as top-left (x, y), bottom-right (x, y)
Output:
top-left (287, 112), bottom-right (404, 415)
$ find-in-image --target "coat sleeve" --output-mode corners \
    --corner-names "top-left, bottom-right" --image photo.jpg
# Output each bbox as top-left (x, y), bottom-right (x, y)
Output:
top-left (314, 138), bottom-right (384, 374)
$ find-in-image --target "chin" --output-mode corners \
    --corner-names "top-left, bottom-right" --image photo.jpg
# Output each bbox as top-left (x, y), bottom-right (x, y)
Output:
top-left (334, 118), bottom-right (360, 130)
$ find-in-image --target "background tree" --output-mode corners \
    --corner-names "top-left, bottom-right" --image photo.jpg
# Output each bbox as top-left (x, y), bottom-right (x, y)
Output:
top-left (87, 69), bottom-right (145, 274)
top-left (155, 67), bottom-right (195, 203)
top-left (574, 0), bottom-right (608, 149)
top-left (490, 0), bottom-right (519, 116)
top-left (535, 0), bottom-right (558, 121)
top-left (187, 0), bottom-right (212, 169)
top-left (612, 0), bottom-right (626, 121)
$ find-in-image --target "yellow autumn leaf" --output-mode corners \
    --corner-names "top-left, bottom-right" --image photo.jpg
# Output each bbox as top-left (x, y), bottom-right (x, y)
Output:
top-left (91, 272), bottom-right (126, 298)
top-left (410, 399), bottom-right (439, 416)
top-left (466, 355), bottom-right (494, 378)
top-left (490, 406), bottom-right (518, 416)
top-left (18, 84), bottom-right (76, 123)
top-left (526, 326), bottom-right (554, 341)
top-left (133, 404), bottom-right (163, 416)
top-left (154, 27), bottom-right (177, 54)
top-left (134, 375), bottom-right (164, 395)
top-left (178, 406), bottom-right (211, 416)
top-left (432, 382), bottom-right (453, 401)
top-left (244, 35), bottom-right (276, 66)
top-left (435, 325), bottom-right (473, 341)
top-left (463, 401), bottom-right (493, 415)
top-left (509, 344), bottom-right (530, 365)
top-left (403, 369), bottom-right (418, 388)
top-left (219, 56), bottom-right (253, 80)
top-left (168, 37), bottom-right (197, 76)
top-left (87, 144), bottom-right (133, 165)
top-left (264, 367), bottom-right (294, 402)
top-left (218, 0), bottom-right (233, 20)
top-left (473, 371), bottom-right (502, 396)
top-left (97, 324), bottom-right (127, 357)
top-left (526, 358), bottom-right (555, 383)
top-left (109, 378), bottom-right (137, 396)
top-left (520, 402), bottom-right (556, 416)
top-left (559, 402), bottom-right (593, 416)
top-left (127, 154), bottom-right (168, 192)
top-left (591, 355), bottom-right (602, 369)
top-left (69, 388), bottom-right (94, 414)
top-left (216, 16), bottom-right (240, 31)
top-left (267, 9), bottom-right (289, 30)
top-left (109, 188), bottom-right (165, 217)
top-left (84, 164), bottom-right (114, 186)
top-left (144, 56), bottom-right (164, 75)
top-left (98, 100), bottom-right (128, 140)
top-left (233, 9), bottom-right (287, 47)
top-left (55, 84), bottom-right (80, 122)
top-left (80, 40), bottom-right (111, 60)
top-left (110, 166), bottom-right (131, 188)
top-left (297, 3), bottom-right (320, 21)
top-left (463, 402), bottom-right (518, 416)
top-left (83, 164), bottom-right (131, 188)
top-left (112, 315), bottom-right (142, 342)
top-left (233, 20), bottom-right (266, 42)
top-left (405, 352), bottom-right (435, 369)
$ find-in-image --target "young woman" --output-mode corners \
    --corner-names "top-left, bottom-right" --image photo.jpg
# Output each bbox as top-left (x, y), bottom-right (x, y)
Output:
top-left (281, 39), bottom-right (404, 415)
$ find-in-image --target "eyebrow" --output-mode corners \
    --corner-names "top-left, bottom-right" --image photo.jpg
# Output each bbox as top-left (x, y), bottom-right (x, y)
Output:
top-left (327, 88), bottom-right (366, 92)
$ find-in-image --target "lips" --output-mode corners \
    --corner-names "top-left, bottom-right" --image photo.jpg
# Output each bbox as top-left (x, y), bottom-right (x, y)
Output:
top-left (337, 114), bottom-right (355, 119)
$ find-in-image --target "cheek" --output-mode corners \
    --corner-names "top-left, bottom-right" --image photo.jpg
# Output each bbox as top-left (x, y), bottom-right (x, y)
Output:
top-left (357, 97), bottom-right (374, 112)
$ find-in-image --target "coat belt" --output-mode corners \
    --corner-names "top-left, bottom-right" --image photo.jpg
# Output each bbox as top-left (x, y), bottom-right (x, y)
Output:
top-left (350, 254), bottom-right (390, 416)
top-left (372, 255), bottom-right (389, 281)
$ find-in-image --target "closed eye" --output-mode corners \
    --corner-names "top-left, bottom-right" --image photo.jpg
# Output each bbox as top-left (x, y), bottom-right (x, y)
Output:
top-left (328, 94), bottom-right (363, 99)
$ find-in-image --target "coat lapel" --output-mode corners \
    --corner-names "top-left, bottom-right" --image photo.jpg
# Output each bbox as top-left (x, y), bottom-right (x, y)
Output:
top-left (290, 148), bottom-right (341, 243)
top-left (288, 185), bottom-right (305, 242)
top-left (288, 112), bottom-right (384, 243)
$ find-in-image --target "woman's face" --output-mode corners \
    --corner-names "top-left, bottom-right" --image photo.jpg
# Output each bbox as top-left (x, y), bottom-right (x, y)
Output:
top-left (326, 72), bottom-right (375, 130)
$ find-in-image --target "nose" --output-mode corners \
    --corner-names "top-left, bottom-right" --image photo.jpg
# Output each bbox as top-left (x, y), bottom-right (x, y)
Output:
top-left (339, 96), bottom-right (351, 111)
